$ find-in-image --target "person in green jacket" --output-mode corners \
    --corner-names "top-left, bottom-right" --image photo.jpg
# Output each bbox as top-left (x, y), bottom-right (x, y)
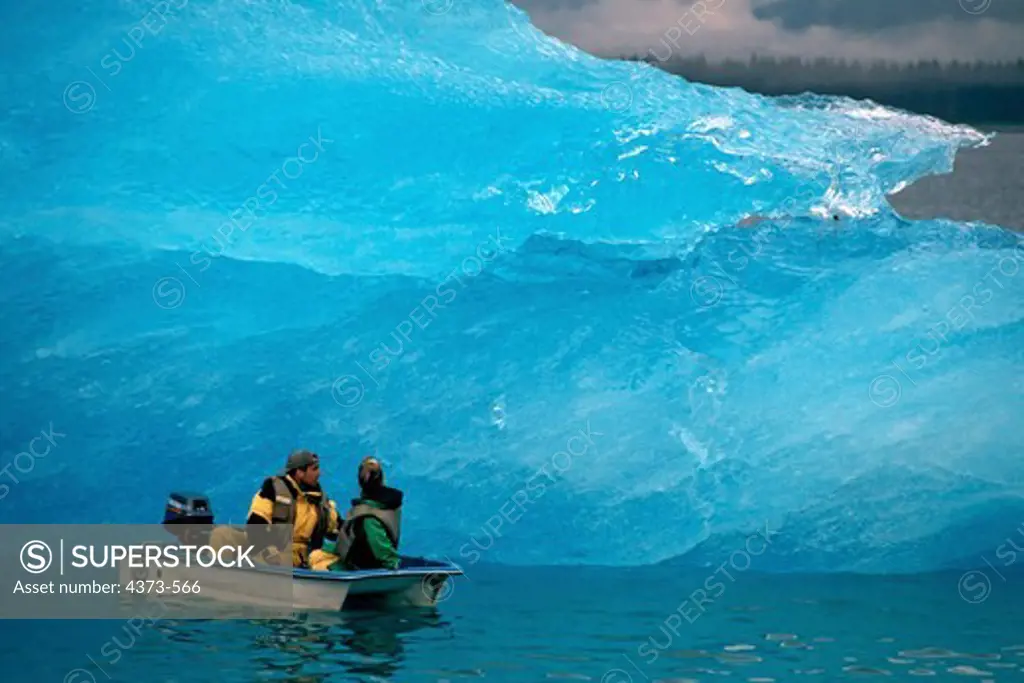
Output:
top-left (329, 456), bottom-right (403, 571)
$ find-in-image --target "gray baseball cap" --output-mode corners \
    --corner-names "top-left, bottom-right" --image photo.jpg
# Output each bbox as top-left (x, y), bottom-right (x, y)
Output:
top-left (282, 449), bottom-right (319, 474)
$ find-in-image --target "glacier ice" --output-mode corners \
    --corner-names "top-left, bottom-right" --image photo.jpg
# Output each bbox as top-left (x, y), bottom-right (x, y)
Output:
top-left (0, 0), bottom-right (1022, 573)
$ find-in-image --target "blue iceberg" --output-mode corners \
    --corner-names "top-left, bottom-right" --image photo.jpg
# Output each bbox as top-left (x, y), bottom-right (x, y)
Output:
top-left (1, 0), bottom-right (1022, 573)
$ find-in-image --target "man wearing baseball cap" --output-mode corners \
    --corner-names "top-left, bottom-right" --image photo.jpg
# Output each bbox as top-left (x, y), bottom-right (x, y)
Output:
top-left (244, 448), bottom-right (340, 568)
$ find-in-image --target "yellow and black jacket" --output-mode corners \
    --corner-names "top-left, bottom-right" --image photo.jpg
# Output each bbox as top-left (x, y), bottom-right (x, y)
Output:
top-left (247, 474), bottom-right (340, 568)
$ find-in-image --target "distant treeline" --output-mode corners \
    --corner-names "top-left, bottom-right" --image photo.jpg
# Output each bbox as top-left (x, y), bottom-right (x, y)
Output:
top-left (618, 55), bottom-right (1024, 126)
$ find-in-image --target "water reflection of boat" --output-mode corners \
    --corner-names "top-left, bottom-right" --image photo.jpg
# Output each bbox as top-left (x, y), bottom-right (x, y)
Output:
top-left (247, 609), bottom-right (453, 681)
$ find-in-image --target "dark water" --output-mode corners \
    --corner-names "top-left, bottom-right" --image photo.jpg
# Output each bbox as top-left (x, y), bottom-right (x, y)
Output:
top-left (7, 563), bottom-right (1024, 683)
top-left (889, 130), bottom-right (1024, 232)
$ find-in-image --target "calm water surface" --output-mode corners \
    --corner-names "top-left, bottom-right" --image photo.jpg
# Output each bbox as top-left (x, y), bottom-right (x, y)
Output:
top-left (7, 564), bottom-right (1024, 683)
top-left (889, 130), bottom-right (1024, 232)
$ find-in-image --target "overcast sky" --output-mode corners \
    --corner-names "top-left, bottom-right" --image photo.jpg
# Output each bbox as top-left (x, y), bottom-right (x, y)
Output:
top-left (513, 0), bottom-right (1024, 63)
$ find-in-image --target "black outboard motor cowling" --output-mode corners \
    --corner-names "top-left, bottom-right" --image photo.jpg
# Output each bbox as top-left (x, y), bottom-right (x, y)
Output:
top-left (164, 491), bottom-right (215, 524)
top-left (163, 492), bottom-right (215, 544)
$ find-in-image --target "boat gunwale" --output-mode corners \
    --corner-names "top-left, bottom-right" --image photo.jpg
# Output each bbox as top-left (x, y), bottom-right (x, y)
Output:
top-left (148, 558), bottom-right (464, 583)
top-left (290, 565), bottom-right (465, 583)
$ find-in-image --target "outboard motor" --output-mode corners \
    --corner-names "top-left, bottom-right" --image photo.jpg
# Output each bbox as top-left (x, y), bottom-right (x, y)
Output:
top-left (163, 491), bottom-right (215, 544)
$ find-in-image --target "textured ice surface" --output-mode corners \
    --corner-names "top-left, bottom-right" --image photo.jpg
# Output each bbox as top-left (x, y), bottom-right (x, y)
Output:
top-left (1, 0), bottom-right (1022, 572)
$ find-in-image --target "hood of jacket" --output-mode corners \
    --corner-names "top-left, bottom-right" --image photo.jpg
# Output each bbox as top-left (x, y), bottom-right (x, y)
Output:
top-left (351, 485), bottom-right (403, 510)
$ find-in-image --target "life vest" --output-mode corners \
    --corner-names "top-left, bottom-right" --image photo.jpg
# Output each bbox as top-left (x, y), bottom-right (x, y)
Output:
top-left (268, 476), bottom-right (333, 554)
top-left (335, 503), bottom-right (402, 562)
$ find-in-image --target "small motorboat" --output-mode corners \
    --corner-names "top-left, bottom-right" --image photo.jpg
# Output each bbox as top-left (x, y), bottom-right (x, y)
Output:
top-left (117, 491), bottom-right (462, 614)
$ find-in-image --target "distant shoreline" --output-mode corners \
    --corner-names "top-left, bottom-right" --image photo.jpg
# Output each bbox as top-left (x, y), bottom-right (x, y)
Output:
top-left (616, 54), bottom-right (1024, 127)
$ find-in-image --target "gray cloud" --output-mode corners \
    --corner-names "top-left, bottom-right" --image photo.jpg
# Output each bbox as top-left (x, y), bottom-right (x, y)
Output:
top-left (514, 0), bottom-right (1024, 62)
top-left (752, 0), bottom-right (1024, 32)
